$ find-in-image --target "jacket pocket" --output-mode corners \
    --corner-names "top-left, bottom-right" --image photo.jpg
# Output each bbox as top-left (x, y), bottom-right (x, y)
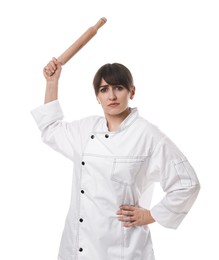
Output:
top-left (173, 157), bottom-right (199, 187)
top-left (111, 157), bottom-right (145, 185)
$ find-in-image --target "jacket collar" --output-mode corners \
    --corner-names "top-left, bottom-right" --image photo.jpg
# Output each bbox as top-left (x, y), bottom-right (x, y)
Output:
top-left (99, 107), bottom-right (139, 133)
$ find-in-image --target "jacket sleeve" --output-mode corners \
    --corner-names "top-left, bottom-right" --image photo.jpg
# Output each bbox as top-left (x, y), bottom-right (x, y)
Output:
top-left (149, 136), bottom-right (200, 229)
top-left (31, 100), bottom-right (80, 161)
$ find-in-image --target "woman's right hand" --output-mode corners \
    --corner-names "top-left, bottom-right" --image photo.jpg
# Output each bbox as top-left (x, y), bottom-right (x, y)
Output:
top-left (43, 57), bottom-right (62, 81)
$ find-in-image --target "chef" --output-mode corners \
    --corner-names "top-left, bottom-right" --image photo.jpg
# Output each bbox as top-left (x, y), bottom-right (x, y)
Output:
top-left (31, 58), bottom-right (200, 260)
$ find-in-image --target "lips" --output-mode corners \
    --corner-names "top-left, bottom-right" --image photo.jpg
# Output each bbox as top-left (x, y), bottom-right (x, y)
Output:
top-left (108, 103), bottom-right (120, 107)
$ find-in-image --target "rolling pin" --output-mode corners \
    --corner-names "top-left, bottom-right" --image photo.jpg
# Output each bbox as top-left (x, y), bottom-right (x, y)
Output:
top-left (57, 17), bottom-right (107, 65)
top-left (45, 17), bottom-right (107, 76)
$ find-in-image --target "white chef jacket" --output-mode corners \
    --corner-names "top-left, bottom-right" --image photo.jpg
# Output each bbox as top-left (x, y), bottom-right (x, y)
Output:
top-left (31, 100), bottom-right (200, 260)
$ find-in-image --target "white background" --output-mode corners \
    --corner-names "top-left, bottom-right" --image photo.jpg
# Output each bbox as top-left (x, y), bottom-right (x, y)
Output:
top-left (0, 0), bottom-right (218, 259)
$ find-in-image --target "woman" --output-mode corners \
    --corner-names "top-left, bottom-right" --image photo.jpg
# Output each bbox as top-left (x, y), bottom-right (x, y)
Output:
top-left (31, 58), bottom-right (200, 260)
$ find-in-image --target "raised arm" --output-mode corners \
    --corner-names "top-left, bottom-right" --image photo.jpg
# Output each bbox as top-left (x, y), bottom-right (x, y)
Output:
top-left (43, 58), bottom-right (62, 103)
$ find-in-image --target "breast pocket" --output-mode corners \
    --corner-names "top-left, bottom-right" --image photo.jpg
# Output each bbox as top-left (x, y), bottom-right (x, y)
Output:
top-left (111, 157), bottom-right (145, 185)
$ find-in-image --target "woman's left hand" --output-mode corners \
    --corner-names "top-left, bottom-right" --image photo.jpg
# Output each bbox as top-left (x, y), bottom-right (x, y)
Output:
top-left (116, 205), bottom-right (155, 228)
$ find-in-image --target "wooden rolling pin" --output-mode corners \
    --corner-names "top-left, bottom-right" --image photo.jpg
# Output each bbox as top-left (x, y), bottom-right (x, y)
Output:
top-left (58, 17), bottom-right (107, 65)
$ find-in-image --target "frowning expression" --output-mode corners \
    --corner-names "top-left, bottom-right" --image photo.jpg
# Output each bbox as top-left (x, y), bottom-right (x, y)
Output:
top-left (97, 78), bottom-right (135, 117)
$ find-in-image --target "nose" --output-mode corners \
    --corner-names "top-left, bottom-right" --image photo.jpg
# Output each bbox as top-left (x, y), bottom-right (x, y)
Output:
top-left (108, 88), bottom-right (117, 100)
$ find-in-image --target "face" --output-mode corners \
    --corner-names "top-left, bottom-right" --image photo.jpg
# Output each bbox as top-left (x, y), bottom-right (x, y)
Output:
top-left (96, 78), bottom-right (135, 117)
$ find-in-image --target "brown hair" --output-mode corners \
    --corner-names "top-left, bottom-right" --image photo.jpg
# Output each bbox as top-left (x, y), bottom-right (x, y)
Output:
top-left (93, 63), bottom-right (134, 95)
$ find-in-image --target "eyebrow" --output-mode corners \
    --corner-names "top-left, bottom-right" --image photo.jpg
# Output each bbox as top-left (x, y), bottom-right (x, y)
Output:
top-left (99, 84), bottom-right (109, 88)
top-left (99, 84), bottom-right (123, 88)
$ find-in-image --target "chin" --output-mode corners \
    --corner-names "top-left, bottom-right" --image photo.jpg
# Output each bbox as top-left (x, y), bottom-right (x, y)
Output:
top-left (105, 106), bottom-right (128, 116)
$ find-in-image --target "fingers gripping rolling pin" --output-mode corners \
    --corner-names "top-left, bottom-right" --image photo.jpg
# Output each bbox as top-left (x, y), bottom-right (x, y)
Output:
top-left (46, 17), bottom-right (107, 76)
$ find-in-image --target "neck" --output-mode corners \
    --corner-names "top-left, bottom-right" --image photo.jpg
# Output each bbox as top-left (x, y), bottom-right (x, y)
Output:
top-left (105, 107), bottom-right (131, 132)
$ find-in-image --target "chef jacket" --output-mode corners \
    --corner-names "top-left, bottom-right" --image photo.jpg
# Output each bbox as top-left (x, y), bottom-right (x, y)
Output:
top-left (31, 100), bottom-right (200, 260)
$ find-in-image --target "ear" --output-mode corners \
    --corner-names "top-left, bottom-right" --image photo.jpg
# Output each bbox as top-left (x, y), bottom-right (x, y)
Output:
top-left (130, 86), bottom-right (135, 100)
top-left (96, 97), bottom-right (101, 104)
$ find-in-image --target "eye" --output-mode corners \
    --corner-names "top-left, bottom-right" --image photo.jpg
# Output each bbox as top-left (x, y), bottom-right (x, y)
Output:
top-left (99, 87), bottom-right (108, 93)
top-left (115, 85), bottom-right (124, 91)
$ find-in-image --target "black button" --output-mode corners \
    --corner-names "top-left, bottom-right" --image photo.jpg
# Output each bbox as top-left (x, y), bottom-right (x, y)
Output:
top-left (81, 161), bottom-right (85, 165)
top-left (91, 135), bottom-right (95, 139)
top-left (79, 218), bottom-right (83, 222)
top-left (81, 190), bottom-right (85, 194)
top-left (105, 134), bottom-right (109, 138)
top-left (79, 248), bottom-right (83, 252)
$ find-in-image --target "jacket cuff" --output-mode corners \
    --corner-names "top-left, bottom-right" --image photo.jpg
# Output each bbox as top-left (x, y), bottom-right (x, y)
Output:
top-left (31, 100), bottom-right (64, 130)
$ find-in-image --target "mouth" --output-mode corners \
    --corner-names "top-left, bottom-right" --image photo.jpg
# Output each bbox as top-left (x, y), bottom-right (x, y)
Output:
top-left (108, 103), bottom-right (120, 107)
